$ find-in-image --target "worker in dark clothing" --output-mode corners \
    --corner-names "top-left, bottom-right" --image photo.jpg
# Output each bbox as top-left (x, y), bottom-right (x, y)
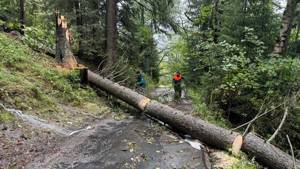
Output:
top-left (173, 71), bottom-right (184, 101)
top-left (137, 71), bottom-right (146, 94)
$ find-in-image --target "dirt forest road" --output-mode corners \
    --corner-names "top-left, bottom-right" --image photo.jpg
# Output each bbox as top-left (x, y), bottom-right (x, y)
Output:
top-left (26, 88), bottom-right (211, 169)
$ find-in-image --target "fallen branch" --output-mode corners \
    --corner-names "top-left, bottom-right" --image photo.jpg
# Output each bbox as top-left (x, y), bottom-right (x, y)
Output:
top-left (243, 100), bottom-right (267, 136)
top-left (286, 135), bottom-right (297, 169)
top-left (232, 103), bottom-right (283, 131)
top-left (267, 107), bottom-right (289, 143)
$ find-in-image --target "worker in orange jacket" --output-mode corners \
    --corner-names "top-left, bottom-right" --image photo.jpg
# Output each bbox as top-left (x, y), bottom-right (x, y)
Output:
top-left (173, 71), bottom-right (184, 101)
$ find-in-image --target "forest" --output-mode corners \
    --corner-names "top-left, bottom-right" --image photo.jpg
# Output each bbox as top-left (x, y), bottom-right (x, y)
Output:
top-left (0, 0), bottom-right (300, 169)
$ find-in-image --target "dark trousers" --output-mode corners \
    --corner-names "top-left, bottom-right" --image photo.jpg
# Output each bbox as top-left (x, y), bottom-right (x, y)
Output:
top-left (174, 84), bottom-right (182, 100)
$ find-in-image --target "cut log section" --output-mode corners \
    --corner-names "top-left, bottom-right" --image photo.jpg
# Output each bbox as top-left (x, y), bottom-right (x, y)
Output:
top-left (83, 69), bottom-right (299, 169)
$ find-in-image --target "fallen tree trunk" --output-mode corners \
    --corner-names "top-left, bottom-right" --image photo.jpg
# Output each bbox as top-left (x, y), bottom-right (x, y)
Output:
top-left (243, 133), bottom-right (299, 169)
top-left (86, 70), bottom-right (242, 153)
top-left (83, 69), bottom-right (299, 169)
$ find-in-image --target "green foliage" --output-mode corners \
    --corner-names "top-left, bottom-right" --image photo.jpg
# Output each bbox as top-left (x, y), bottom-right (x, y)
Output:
top-left (166, 37), bottom-right (188, 73)
top-left (23, 26), bottom-right (55, 52)
top-left (220, 0), bottom-right (280, 50)
top-left (0, 0), bottom-right (19, 29)
top-left (194, 4), bottom-right (212, 28)
top-left (188, 88), bottom-right (229, 128)
top-left (120, 24), bottom-right (160, 82)
top-left (171, 2), bottom-right (300, 154)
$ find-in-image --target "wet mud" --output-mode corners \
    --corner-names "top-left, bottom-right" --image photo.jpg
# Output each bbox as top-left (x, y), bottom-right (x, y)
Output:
top-left (26, 115), bottom-right (211, 169)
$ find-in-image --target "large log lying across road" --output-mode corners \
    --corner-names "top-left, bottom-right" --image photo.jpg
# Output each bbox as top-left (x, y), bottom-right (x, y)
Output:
top-left (86, 70), bottom-right (242, 152)
top-left (84, 69), bottom-right (299, 169)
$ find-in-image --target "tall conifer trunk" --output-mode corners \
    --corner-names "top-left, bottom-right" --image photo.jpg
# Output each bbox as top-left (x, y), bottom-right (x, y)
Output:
top-left (74, 0), bottom-right (84, 58)
top-left (105, 0), bottom-right (117, 67)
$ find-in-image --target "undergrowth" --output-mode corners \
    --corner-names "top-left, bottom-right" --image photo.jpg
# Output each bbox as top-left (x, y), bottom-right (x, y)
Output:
top-left (188, 88), bottom-right (230, 128)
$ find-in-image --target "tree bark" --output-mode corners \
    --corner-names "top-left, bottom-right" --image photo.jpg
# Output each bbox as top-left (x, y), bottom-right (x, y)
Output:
top-left (19, 0), bottom-right (25, 35)
top-left (243, 133), bottom-right (300, 169)
top-left (146, 100), bottom-right (243, 154)
top-left (105, 0), bottom-right (117, 67)
top-left (82, 69), bottom-right (300, 169)
top-left (74, 0), bottom-right (84, 58)
top-left (273, 0), bottom-right (299, 55)
top-left (55, 12), bottom-right (78, 69)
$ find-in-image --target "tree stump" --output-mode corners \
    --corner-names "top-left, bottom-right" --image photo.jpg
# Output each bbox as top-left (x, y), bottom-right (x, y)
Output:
top-left (55, 11), bottom-right (78, 69)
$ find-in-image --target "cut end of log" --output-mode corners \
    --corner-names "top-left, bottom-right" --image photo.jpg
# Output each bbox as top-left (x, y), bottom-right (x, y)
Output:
top-left (232, 135), bottom-right (243, 155)
top-left (138, 98), bottom-right (151, 110)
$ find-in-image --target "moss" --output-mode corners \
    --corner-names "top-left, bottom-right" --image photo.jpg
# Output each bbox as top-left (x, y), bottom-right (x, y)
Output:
top-left (0, 110), bottom-right (14, 122)
top-left (230, 159), bottom-right (257, 169)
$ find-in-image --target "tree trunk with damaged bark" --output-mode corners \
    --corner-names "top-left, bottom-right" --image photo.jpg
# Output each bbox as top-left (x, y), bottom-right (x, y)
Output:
top-left (273, 0), bottom-right (299, 55)
top-left (81, 69), bottom-right (300, 169)
top-left (55, 11), bottom-right (78, 69)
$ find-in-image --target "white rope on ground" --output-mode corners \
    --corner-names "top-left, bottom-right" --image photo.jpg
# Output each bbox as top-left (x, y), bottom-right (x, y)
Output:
top-left (0, 103), bottom-right (92, 136)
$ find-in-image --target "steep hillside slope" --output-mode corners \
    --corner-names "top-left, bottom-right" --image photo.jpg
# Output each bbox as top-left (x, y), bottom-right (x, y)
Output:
top-left (0, 32), bottom-right (112, 168)
top-left (0, 33), bottom-right (111, 124)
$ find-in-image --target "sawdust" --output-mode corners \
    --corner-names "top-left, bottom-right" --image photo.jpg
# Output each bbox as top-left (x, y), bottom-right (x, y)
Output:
top-left (211, 151), bottom-right (239, 169)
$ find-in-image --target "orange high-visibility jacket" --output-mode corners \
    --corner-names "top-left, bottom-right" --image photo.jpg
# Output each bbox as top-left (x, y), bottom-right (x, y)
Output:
top-left (173, 74), bottom-right (183, 81)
